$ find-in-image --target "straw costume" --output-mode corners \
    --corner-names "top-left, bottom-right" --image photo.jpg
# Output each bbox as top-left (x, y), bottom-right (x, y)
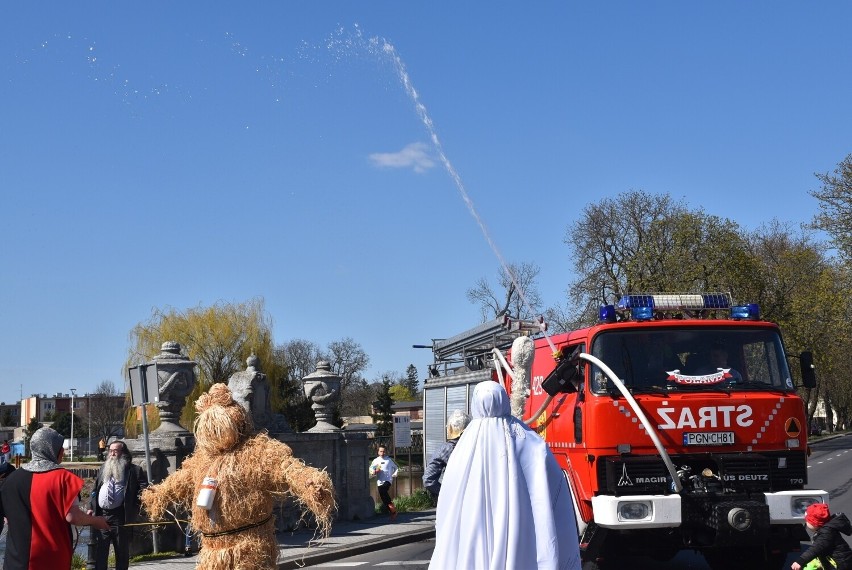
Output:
top-left (141, 383), bottom-right (336, 570)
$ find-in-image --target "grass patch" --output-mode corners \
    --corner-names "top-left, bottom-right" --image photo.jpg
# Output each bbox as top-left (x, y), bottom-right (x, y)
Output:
top-left (131, 551), bottom-right (183, 563)
top-left (374, 489), bottom-right (434, 515)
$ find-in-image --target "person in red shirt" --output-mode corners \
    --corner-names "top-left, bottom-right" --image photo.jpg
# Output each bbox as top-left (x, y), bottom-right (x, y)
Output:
top-left (0, 427), bottom-right (109, 569)
top-left (1, 440), bottom-right (10, 464)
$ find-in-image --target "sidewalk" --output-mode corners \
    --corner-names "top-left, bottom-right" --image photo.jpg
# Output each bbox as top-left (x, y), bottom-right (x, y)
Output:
top-left (132, 509), bottom-right (436, 569)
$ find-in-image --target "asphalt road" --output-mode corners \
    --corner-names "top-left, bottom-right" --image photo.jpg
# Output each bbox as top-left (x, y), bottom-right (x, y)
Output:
top-left (316, 434), bottom-right (852, 569)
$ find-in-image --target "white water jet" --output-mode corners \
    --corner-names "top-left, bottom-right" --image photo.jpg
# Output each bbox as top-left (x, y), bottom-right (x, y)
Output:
top-left (373, 37), bottom-right (556, 351)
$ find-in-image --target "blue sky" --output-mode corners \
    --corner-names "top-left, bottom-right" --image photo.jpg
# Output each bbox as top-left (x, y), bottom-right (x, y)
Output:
top-left (2, 2), bottom-right (850, 401)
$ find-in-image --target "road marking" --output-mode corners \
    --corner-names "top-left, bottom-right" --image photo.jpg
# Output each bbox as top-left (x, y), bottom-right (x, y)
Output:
top-left (376, 562), bottom-right (431, 566)
top-left (315, 563), bottom-right (368, 567)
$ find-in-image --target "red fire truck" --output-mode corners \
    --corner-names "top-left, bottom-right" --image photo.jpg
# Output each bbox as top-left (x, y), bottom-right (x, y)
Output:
top-left (422, 293), bottom-right (827, 569)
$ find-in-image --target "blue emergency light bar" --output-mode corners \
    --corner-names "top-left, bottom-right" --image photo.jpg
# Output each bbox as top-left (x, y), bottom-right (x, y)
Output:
top-left (617, 293), bottom-right (731, 310)
top-left (599, 292), bottom-right (759, 323)
top-left (731, 303), bottom-right (760, 320)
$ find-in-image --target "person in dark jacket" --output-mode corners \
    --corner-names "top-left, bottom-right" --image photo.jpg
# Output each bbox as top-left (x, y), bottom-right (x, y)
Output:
top-left (791, 502), bottom-right (852, 570)
top-left (423, 409), bottom-right (471, 500)
top-left (0, 460), bottom-right (16, 534)
top-left (87, 440), bottom-right (149, 570)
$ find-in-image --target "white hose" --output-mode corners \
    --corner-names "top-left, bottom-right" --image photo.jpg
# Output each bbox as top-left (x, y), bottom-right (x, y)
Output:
top-left (491, 347), bottom-right (516, 382)
top-left (524, 394), bottom-right (554, 426)
top-left (579, 352), bottom-right (683, 493)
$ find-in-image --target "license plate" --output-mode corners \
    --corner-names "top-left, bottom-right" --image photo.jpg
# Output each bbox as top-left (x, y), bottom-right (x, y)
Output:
top-left (683, 431), bottom-right (735, 445)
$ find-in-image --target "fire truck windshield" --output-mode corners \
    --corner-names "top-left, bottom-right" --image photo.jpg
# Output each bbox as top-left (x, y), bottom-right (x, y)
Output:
top-left (589, 327), bottom-right (794, 394)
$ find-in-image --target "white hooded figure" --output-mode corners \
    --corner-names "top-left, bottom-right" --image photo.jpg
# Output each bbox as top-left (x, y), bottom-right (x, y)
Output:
top-left (429, 380), bottom-right (582, 570)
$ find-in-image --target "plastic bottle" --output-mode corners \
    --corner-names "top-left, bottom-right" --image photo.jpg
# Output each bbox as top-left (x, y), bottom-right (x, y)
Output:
top-left (197, 476), bottom-right (218, 510)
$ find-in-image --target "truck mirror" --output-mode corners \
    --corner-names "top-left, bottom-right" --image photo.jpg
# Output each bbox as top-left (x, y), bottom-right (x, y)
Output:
top-left (799, 351), bottom-right (816, 388)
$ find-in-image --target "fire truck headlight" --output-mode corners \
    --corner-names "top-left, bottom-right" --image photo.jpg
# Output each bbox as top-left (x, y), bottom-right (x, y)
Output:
top-left (617, 501), bottom-right (652, 521)
top-left (727, 507), bottom-right (753, 531)
top-left (792, 497), bottom-right (820, 517)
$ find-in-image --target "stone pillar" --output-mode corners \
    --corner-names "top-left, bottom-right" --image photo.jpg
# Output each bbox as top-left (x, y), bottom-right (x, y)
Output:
top-left (274, 431), bottom-right (375, 521)
top-left (302, 361), bottom-right (342, 433)
top-left (125, 341), bottom-right (198, 558)
top-left (150, 341), bottom-right (197, 435)
top-left (227, 354), bottom-right (291, 433)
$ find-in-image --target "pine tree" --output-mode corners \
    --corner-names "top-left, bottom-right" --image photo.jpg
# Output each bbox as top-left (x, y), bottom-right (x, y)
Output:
top-left (402, 364), bottom-right (420, 399)
top-left (372, 377), bottom-right (395, 438)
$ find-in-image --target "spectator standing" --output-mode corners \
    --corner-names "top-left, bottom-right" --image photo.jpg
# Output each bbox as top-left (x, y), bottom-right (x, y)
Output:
top-left (0, 460), bottom-right (16, 534)
top-left (87, 440), bottom-right (149, 570)
top-left (1, 440), bottom-right (10, 464)
top-left (0, 427), bottom-right (109, 570)
top-left (423, 409), bottom-right (471, 501)
top-left (97, 437), bottom-right (107, 461)
top-left (368, 445), bottom-right (398, 518)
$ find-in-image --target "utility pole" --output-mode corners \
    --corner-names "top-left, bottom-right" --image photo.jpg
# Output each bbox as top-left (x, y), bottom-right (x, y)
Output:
top-left (70, 388), bottom-right (76, 462)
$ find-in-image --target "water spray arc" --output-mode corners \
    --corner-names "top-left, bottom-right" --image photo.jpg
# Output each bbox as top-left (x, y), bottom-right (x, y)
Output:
top-left (378, 39), bottom-right (556, 353)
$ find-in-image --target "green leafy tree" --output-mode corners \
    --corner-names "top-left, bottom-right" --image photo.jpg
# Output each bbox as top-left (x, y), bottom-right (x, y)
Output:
top-left (372, 376), bottom-right (395, 438)
top-left (810, 153), bottom-right (852, 262)
top-left (127, 298), bottom-right (281, 431)
top-left (50, 412), bottom-right (73, 438)
top-left (389, 384), bottom-right (415, 402)
top-left (1, 409), bottom-right (13, 427)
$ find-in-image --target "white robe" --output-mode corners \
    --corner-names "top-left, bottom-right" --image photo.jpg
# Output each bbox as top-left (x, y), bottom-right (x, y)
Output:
top-left (429, 380), bottom-right (581, 570)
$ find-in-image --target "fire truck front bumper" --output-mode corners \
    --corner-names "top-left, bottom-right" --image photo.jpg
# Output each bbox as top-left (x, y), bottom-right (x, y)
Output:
top-left (592, 495), bottom-right (682, 529)
top-left (591, 489), bottom-right (829, 530)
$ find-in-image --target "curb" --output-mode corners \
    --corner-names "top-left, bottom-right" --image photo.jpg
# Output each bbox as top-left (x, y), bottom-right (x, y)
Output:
top-left (277, 526), bottom-right (436, 569)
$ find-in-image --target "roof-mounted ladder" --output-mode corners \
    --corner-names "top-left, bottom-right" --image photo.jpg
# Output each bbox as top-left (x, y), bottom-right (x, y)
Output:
top-left (431, 316), bottom-right (546, 364)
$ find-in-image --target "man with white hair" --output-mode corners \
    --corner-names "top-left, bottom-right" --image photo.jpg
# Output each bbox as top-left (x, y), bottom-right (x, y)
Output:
top-left (423, 409), bottom-right (471, 500)
top-left (87, 440), bottom-right (148, 570)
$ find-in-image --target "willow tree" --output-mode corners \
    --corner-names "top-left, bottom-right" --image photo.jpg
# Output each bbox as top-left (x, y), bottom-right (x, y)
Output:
top-left (126, 298), bottom-right (282, 431)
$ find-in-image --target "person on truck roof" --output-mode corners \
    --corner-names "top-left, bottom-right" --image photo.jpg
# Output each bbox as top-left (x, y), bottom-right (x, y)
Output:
top-left (429, 380), bottom-right (581, 570)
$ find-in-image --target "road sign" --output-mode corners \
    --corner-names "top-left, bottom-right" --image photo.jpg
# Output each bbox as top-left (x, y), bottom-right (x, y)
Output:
top-left (128, 363), bottom-right (160, 406)
top-left (393, 415), bottom-right (411, 448)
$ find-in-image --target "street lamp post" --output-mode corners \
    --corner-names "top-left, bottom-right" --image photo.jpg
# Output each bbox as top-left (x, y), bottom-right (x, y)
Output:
top-left (70, 388), bottom-right (76, 462)
top-left (87, 394), bottom-right (91, 458)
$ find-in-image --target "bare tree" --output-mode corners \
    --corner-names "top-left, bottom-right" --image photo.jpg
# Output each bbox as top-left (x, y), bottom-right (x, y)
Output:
top-left (278, 339), bottom-right (325, 382)
top-left (466, 262), bottom-right (543, 322)
top-left (312, 337), bottom-right (368, 417)
top-left (88, 380), bottom-right (127, 442)
top-left (274, 339), bottom-right (324, 431)
top-left (564, 190), bottom-right (687, 322)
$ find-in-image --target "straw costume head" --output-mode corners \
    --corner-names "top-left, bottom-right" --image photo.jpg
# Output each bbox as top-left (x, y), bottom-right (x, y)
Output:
top-left (141, 383), bottom-right (336, 570)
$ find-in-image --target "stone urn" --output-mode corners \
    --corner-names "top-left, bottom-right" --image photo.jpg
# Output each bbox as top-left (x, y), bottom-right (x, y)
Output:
top-left (151, 341), bottom-right (197, 434)
top-left (302, 361), bottom-right (341, 432)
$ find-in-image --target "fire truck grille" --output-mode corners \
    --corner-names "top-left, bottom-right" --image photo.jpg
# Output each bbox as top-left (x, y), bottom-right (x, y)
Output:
top-left (596, 451), bottom-right (808, 496)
